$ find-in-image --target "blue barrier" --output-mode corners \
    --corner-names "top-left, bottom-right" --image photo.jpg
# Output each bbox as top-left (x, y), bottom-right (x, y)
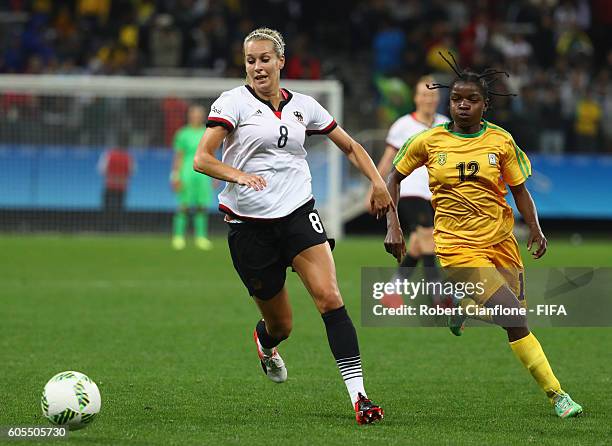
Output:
top-left (0, 145), bottom-right (610, 218)
top-left (508, 154), bottom-right (612, 219)
top-left (0, 145), bottom-right (182, 211)
top-left (0, 145), bottom-right (330, 212)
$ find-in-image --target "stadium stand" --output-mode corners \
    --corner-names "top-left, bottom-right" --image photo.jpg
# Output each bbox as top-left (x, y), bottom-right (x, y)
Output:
top-left (0, 0), bottom-right (610, 234)
top-left (0, 0), bottom-right (610, 153)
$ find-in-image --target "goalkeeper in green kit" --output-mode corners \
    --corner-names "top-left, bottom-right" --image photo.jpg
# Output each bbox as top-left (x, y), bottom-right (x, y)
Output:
top-left (170, 105), bottom-right (213, 250)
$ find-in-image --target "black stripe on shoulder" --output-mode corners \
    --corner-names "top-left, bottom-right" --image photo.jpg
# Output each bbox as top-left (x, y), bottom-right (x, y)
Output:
top-left (206, 117), bottom-right (234, 132)
top-left (306, 120), bottom-right (338, 136)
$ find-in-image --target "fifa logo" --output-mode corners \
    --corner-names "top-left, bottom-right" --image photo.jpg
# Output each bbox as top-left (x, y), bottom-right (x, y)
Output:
top-left (488, 153), bottom-right (497, 165)
top-left (437, 152), bottom-right (447, 165)
top-left (293, 111), bottom-right (304, 122)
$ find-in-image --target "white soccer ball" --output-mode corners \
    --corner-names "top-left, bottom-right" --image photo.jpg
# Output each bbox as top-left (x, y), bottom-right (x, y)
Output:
top-left (41, 371), bottom-right (101, 430)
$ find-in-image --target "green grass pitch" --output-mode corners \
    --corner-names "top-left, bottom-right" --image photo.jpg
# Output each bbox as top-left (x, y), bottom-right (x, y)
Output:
top-left (1, 234), bottom-right (611, 445)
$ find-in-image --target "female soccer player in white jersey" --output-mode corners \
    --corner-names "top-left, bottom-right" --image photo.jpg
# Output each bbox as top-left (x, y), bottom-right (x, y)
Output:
top-left (374, 76), bottom-right (448, 301)
top-left (193, 27), bottom-right (390, 424)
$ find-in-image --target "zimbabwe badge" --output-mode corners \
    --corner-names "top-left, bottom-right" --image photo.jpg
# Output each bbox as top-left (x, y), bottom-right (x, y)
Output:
top-left (437, 152), bottom-right (447, 165)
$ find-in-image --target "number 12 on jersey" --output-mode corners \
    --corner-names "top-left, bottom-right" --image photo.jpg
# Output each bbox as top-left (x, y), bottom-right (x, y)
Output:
top-left (456, 161), bottom-right (480, 182)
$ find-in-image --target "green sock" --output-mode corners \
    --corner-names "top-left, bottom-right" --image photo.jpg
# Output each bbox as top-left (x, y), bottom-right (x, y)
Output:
top-left (173, 211), bottom-right (187, 237)
top-left (194, 211), bottom-right (208, 238)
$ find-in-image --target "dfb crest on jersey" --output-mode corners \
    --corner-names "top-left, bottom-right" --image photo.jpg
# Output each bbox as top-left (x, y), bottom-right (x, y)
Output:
top-left (437, 152), bottom-right (447, 165)
top-left (293, 111), bottom-right (304, 122)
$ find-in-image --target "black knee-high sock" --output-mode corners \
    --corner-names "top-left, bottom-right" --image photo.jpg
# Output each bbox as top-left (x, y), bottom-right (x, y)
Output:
top-left (322, 306), bottom-right (365, 405)
top-left (255, 320), bottom-right (285, 351)
top-left (422, 254), bottom-right (440, 281)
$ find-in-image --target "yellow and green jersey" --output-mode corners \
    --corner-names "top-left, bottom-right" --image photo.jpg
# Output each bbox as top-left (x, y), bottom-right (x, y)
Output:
top-left (393, 120), bottom-right (531, 249)
top-left (174, 125), bottom-right (206, 178)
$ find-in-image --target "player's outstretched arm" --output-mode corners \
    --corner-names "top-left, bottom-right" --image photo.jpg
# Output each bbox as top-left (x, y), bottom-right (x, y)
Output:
top-left (327, 126), bottom-right (393, 219)
top-left (364, 144), bottom-right (398, 213)
top-left (509, 182), bottom-right (547, 259)
top-left (193, 126), bottom-right (267, 191)
top-left (384, 168), bottom-right (407, 262)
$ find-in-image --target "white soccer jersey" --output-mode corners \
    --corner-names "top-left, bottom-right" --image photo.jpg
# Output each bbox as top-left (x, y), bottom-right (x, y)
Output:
top-left (207, 85), bottom-right (337, 220)
top-left (386, 112), bottom-right (449, 200)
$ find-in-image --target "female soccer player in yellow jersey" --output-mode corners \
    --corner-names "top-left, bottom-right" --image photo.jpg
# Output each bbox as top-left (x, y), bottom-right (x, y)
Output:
top-left (384, 53), bottom-right (583, 418)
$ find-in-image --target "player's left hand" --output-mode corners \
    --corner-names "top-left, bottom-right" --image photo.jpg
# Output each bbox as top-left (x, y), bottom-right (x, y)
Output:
top-left (384, 227), bottom-right (406, 262)
top-left (370, 182), bottom-right (394, 219)
top-left (527, 227), bottom-right (547, 259)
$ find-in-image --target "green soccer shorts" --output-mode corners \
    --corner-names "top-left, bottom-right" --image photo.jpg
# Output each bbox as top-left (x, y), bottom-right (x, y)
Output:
top-left (177, 172), bottom-right (212, 207)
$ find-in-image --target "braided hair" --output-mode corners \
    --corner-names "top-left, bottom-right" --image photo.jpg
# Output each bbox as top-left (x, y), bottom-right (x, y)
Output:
top-left (426, 52), bottom-right (516, 101)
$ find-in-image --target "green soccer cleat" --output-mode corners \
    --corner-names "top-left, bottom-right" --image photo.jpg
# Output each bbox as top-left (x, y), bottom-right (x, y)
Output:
top-left (195, 237), bottom-right (213, 251)
top-left (552, 392), bottom-right (583, 418)
top-left (448, 313), bottom-right (466, 336)
top-left (172, 236), bottom-right (186, 251)
top-left (448, 293), bottom-right (466, 336)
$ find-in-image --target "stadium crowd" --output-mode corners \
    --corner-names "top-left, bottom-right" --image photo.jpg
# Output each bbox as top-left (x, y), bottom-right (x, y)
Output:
top-left (0, 0), bottom-right (610, 152)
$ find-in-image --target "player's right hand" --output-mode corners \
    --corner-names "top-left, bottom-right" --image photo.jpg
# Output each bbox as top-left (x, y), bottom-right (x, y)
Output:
top-left (171, 179), bottom-right (182, 192)
top-left (236, 172), bottom-right (267, 191)
top-left (384, 227), bottom-right (406, 263)
top-left (370, 182), bottom-right (394, 219)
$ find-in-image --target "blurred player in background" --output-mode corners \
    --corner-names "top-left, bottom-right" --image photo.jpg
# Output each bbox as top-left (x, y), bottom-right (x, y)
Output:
top-left (385, 53), bottom-right (583, 418)
top-left (170, 105), bottom-right (212, 250)
top-left (97, 132), bottom-right (135, 231)
top-left (373, 75), bottom-right (448, 301)
top-left (194, 27), bottom-right (389, 424)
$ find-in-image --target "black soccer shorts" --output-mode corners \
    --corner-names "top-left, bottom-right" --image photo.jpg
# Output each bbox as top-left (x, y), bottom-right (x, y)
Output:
top-left (397, 196), bottom-right (434, 233)
top-left (227, 199), bottom-right (332, 300)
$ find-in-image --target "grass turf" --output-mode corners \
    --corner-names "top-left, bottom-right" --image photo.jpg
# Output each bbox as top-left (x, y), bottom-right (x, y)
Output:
top-left (1, 234), bottom-right (611, 445)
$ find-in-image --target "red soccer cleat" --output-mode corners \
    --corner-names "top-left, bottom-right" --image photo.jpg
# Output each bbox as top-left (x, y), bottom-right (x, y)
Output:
top-left (354, 393), bottom-right (384, 425)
